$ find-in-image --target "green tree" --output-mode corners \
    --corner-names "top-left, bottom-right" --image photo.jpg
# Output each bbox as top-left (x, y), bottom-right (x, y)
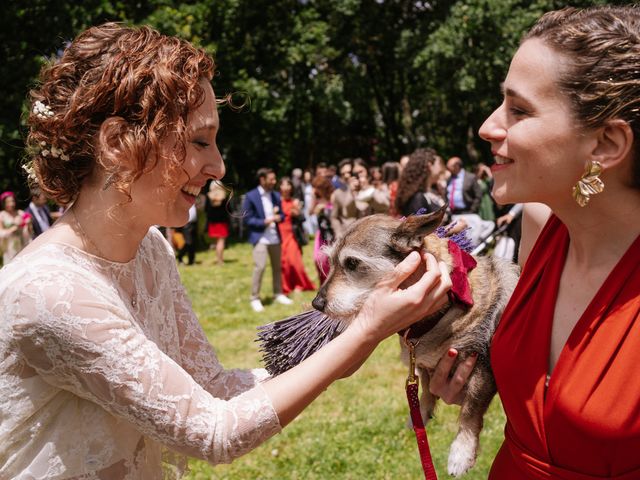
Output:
top-left (0, 0), bottom-right (625, 197)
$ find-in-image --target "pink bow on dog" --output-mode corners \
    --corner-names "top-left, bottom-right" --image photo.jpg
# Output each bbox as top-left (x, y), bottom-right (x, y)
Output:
top-left (447, 239), bottom-right (477, 308)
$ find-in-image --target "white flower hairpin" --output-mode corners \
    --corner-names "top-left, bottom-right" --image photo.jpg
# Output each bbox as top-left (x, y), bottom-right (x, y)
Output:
top-left (22, 162), bottom-right (38, 182)
top-left (33, 101), bottom-right (54, 119)
top-left (38, 141), bottom-right (69, 161)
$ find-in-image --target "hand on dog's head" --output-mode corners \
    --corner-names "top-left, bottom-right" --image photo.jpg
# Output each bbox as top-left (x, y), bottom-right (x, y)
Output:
top-left (393, 208), bottom-right (446, 290)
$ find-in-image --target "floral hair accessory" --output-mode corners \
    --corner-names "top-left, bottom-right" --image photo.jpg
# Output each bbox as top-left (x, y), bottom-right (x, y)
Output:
top-left (33, 100), bottom-right (54, 119)
top-left (22, 162), bottom-right (38, 182)
top-left (38, 141), bottom-right (69, 161)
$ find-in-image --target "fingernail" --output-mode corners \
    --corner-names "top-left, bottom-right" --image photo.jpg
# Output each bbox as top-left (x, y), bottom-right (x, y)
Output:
top-left (448, 348), bottom-right (457, 358)
top-left (470, 351), bottom-right (478, 358)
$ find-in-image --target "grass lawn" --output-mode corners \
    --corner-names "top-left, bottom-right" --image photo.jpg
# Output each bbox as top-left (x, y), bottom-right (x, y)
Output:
top-left (180, 238), bottom-right (506, 479)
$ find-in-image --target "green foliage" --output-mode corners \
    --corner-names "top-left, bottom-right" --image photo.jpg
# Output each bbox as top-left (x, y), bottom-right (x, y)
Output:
top-left (179, 241), bottom-right (506, 479)
top-left (0, 0), bottom-right (622, 199)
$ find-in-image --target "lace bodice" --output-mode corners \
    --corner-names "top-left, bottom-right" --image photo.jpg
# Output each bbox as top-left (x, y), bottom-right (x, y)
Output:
top-left (0, 228), bottom-right (281, 479)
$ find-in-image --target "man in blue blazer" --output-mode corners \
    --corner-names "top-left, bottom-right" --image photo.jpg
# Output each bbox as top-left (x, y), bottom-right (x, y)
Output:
top-left (25, 188), bottom-right (52, 238)
top-left (243, 168), bottom-right (293, 312)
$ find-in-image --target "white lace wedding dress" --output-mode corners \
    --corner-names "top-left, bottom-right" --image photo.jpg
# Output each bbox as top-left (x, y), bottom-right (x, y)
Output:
top-left (0, 228), bottom-right (281, 479)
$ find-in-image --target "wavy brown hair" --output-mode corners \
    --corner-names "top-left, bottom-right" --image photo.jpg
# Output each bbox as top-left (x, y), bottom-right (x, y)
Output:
top-left (25, 22), bottom-right (215, 204)
top-left (394, 148), bottom-right (436, 213)
top-left (525, 5), bottom-right (640, 188)
top-left (311, 175), bottom-right (334, 202)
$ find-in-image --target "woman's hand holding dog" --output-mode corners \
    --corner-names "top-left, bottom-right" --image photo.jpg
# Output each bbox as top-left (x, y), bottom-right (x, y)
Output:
top-left (349, 251), bottom-right (453, 344)
top-left (429, 349), bottom-right (478, 405)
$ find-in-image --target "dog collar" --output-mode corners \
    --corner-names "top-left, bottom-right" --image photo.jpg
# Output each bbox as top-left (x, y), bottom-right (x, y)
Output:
top-left (400, 303), bottom-right (451, 340)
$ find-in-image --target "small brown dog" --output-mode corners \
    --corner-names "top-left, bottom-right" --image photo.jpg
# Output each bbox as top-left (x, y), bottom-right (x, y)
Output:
top-left (311, 208), bottom-right (519, 476)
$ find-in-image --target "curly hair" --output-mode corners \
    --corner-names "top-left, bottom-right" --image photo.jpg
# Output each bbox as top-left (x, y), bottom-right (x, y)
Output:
top-left (394, 148), bottom-right (436, 212)
top-left (524, 5), bottom-right (640, 188)
top-left (311, 175), bottom-right (334, 201)
top-left (25, 22), bottom-right (215, 205)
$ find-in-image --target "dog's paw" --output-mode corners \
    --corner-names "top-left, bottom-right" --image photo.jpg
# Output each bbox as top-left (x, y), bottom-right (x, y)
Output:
top-left (447, 435), bottom-right (477, 477)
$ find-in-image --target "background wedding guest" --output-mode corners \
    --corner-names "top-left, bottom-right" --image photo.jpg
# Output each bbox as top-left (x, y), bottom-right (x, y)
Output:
top-left (176, 203), bottom-right (198, 266)
top-left (302, 168), bottom-right (316, 235)
top-left (446, 156), bottom-right (494, 246)
top-left (25, 187), bottom-right (52, 238)
top-left (205, 180), bottom-right (230, 265)
top-left (311, 175), bottom-right (335, 285)
top-left (0, 191), bottom-right (31, 264)
top-left (330, 158), bottom-right (359, 237)
top-left (381, 161), bottom-right (401, 217)
top-left (395, 148), bottom-right (443, 217)
top-left (242, 167), bottom-right (293, 312)
top-left (474, 162), bottom-right (497, 222)
top-left (278, 177), bottom-right (315, 294)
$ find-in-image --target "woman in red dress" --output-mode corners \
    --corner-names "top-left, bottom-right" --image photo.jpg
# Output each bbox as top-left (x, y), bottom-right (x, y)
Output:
top-left (278, 177), bottom-right (316, 294)
top-left (430, 5), bottom-right (640, 478)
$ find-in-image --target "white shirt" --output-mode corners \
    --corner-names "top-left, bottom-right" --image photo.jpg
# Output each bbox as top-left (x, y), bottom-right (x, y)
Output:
top-left (187, 204), bottom-right (197, 223)
top-left (257, 186), bottom-right (280, 245)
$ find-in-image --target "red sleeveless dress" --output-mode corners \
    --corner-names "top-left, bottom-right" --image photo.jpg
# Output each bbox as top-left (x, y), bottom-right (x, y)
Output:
top-left (280, 198), bottom-right (316, 294)
top-left (490, 215), bottom-right (640, 479)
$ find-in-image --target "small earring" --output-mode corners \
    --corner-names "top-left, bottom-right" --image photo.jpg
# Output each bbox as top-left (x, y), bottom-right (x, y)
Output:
top-left (102, 172), bottom-right (117, 191)
top-left (572, 160), bottom-right (604, 207)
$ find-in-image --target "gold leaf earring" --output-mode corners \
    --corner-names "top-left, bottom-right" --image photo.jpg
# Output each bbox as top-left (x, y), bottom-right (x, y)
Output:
top-left (572, 161), bottom-right (604, 207)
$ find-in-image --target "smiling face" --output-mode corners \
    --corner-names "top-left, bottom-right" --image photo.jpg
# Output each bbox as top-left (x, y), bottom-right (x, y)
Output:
top-left (260, 172), bottom-right (277, 192)
top-left (478, 39), bottom-right (596, 207)
top-left (3, 195), bottom-right (16, 214)
top-left (128, 79), bottom-right (224, 227)
top-left (279, 178), bottom-right (292, 199)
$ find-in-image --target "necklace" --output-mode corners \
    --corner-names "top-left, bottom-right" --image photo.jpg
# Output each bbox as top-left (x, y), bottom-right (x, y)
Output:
top-left (71, 208), bottom-right (107, 259)
top-left (71, 208), bottom-right (138, 308)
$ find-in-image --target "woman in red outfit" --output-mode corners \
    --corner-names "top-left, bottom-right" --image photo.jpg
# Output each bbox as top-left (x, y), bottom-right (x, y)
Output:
top-left (278, 177), bottom-right (316, 294)
top-left (430, 5), bottom-right (640, 478)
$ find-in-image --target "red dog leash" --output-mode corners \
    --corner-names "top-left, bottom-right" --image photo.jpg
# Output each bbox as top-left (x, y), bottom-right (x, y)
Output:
top-left (404, 333), bottom-right (438, 480)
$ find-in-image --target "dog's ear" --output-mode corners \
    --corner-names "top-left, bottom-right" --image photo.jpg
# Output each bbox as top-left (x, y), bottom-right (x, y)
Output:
top-left (390, 205), bottom-right (446, 254)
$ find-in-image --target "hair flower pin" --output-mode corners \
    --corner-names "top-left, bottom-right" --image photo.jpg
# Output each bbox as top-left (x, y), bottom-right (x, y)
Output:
top-left (22, 162), bottom-right (38, 182)
top-left (33, 100), bottom-right (54, 119)
top-left (38, 141), bottom-right (69, 161)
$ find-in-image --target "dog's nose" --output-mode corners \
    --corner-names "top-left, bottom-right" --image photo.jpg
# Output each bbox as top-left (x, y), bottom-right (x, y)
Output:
top-left (311, 295), bottom-right (326, 311)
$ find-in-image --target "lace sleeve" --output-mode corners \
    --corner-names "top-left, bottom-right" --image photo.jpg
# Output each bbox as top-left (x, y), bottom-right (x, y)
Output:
top-left (10, 272), bottom-right (281, 465)
top-left (162, 235), bottom-right (274, 399)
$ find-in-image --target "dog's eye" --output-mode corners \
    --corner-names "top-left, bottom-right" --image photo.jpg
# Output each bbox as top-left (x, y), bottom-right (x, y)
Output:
top-left (344, 257), bottom-right (360, 271)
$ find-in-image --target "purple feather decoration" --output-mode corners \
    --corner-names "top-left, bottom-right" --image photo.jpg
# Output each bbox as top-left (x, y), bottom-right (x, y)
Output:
top-left (256, 310), bottom-right (346, 376)
top-left (435, 222), bottom-right (475, 252)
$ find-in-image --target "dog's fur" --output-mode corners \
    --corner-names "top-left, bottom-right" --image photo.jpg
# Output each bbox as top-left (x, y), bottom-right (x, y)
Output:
top-left (311, 208), bottom-right (519, 476)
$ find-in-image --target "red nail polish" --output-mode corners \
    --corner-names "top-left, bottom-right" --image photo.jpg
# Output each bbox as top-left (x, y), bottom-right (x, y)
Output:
top-left (470, 352), bottom-right (479, 358)
top-left (448, 349), bottom-right (457, 358)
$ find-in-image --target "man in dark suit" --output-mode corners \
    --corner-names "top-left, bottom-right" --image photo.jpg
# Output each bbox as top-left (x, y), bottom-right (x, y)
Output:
top-left (446, 156), bottom-right (495, 246)
top-left (25, 188), bottom-right (52, 238)
top-left (446, 156), bottom-right (483, 214)
top-left (243, 168), bottom-right (293, 312)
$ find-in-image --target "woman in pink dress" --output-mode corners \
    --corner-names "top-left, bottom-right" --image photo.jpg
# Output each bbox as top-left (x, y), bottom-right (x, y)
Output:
top-left (278, 177), bottom-right (316, 294)
top-left (0, 191), bottom-right (32, 264)
top-left (310, 175), bottom-right (335, 285)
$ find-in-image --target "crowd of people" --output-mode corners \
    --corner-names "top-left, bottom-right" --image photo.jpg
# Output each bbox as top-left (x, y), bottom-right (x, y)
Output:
top-left (233, 149), bottom-right (522, 311)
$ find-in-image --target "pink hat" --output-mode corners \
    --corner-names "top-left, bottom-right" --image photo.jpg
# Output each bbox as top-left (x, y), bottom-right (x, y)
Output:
top-left (0, 191), bottom-right (15, 202)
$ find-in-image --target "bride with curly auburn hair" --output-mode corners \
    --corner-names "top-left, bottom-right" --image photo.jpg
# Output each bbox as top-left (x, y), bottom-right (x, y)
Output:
top-left (0, 23), bottom-right (452, 479)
